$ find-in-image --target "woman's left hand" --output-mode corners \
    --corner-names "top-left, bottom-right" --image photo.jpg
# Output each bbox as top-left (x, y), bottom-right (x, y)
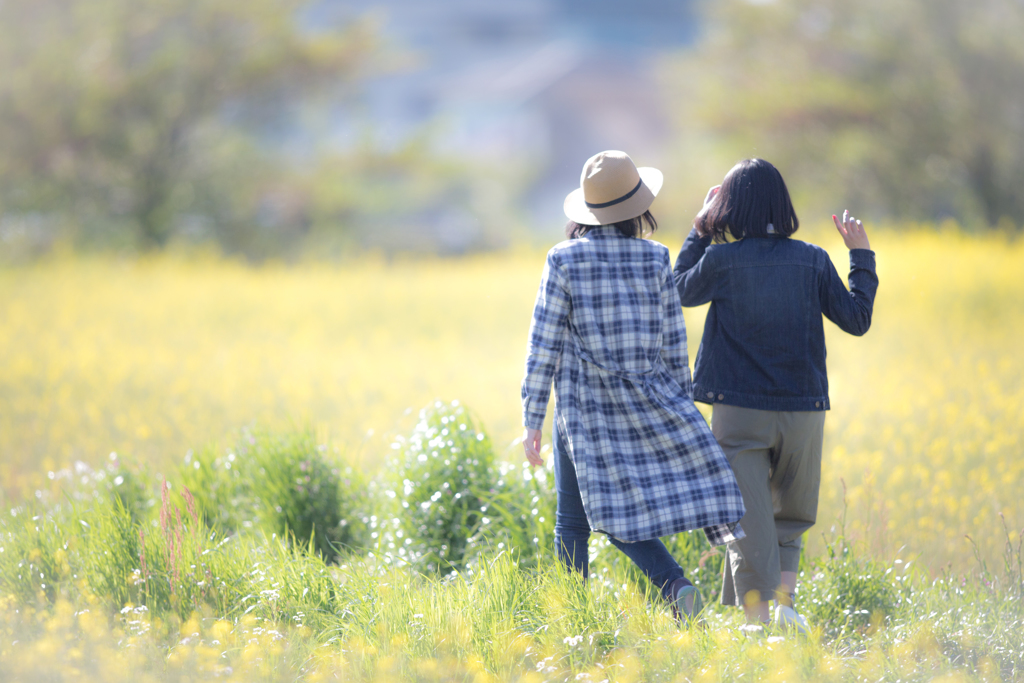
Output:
top-left (696, 184), bottom-right (722, 221)
top-left (523, 427), bottom-right (544, 467)
top-left (832, 210), bottom-right (871, 250)
top-left (703, 184), bottom-right (721, 207)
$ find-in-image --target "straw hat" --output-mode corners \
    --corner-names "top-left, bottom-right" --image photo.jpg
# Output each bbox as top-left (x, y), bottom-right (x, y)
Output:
top-left (563, 150), bottom-right (663, 226)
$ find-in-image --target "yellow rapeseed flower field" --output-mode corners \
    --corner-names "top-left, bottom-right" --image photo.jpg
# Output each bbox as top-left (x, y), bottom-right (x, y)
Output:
top-left (0, 226), bottom-right (1021, 570)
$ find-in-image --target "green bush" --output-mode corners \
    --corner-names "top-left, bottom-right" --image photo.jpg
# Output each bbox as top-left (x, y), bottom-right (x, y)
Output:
top-left (467, 461), bottom-right (556, 572)
top-left (387, 400), bottom-right (500, 573)
top-left (0, 490), bottom-right (342, 625)
top-left (0, 505), bottom-right (70, 605)
top-left (179, 428), bottom-right (368, 563)
top-left (799, 534), bottom-right (901, 637)
top-left (82, 486), bottom-right (232, 619)
top-left (47, 454), bottom-right (154, 524)
top-left (105, 462), bottom-right (153, 524)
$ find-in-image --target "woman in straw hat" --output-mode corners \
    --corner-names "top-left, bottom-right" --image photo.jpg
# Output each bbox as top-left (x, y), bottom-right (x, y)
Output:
top-left (521, 150), bottom-right (746, 620)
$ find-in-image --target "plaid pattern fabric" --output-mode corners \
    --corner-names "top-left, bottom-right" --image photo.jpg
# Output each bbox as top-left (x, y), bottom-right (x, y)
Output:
top-left (522, 227), bottom-right (746, 545)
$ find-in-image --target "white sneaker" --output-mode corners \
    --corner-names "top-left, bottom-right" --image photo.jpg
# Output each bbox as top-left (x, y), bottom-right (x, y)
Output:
top-left (774, 604), bottom-right (810, 635)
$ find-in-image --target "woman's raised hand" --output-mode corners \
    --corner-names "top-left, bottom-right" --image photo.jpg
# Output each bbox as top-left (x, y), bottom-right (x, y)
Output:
top-left (832, 210), bottom-right (871, 250)
top-left (703, 184), bottom-right (722, 207)
top-left (695, 184), bottom-right (722, 222)
top-left (523, 427), bottom-right (545, 467)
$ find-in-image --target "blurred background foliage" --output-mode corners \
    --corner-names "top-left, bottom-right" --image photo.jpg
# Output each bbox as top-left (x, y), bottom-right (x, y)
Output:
top-left (672, 0), bottom-right (1024, 229)
top-left (2, 0), bottom-right (1022, 260)
top-left (0, 0), bottom-right (367, 256)
top-left (0, 0), bottom-right (522, 259)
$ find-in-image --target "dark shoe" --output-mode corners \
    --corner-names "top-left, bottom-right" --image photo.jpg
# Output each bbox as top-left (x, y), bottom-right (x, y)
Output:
top-left (669, 580), bottom-right (704, 623)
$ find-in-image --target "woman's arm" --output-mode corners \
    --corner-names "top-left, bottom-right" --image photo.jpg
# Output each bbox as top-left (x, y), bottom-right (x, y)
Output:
top-left (521, 251), bottom-right (570, 463)
top-left (673, 185), bottom-right (721, 306)
top-left (660, 256), bottom-right (693, 392)
top-left (673, 227), bottom-right (717, 306)
top-left (821, 212), bottom-right (878, 335)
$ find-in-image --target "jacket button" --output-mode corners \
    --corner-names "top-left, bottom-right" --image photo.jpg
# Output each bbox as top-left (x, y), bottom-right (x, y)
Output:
top-left (718, 394), bottom-right (724, 400)
top-left (706, 392), bottom-right (715, 399)
top-left (815, 401), bottom-right (821, 408)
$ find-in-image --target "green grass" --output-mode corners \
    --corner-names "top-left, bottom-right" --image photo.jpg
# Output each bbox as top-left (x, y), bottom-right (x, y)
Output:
top-left (179, 427), bottom-right (371, 564)
top-left (1, 400), bottom-right (1022, 681)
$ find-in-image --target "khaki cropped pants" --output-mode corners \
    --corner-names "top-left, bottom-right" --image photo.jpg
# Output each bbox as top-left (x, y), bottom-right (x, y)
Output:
top-left (712, 404), bottom-right (826, 607)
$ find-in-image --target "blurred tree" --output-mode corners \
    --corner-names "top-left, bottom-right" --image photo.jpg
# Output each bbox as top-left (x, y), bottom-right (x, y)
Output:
top-left (302, 138), bottom-right (524, 256)
top-left (0, 0), bottom-right (374, 249)
top-left (673, 0), bottom-right (1024, 228)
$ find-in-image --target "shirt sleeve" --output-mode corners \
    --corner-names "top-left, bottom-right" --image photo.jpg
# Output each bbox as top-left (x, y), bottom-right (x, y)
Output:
top-left (673, 227), bottom-right (717, 306)
top-left (660, 253), bottom-right (693, 393)
top-left (521, 250), bottom-right (570, 430)
top-left (820, 248), bottom-right (878, 336)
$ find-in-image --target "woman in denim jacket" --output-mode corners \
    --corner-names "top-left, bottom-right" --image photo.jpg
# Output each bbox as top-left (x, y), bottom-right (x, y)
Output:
top-left (674, 158), bottom-right (878, 631)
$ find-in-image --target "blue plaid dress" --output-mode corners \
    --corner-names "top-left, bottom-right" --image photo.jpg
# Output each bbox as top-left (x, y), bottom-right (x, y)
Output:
top-left (522, 227), bottom-right (745, 545)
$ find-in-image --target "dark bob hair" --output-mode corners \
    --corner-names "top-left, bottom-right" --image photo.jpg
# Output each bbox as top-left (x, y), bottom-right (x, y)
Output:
top-left (694, 159), bottom-right (798, 243)
top-left (566, 210), bottom-right (658, 240)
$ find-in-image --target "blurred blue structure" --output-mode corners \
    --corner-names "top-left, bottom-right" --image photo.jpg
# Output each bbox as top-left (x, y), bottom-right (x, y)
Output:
top-left (312, 0), bottom-right (696, 237)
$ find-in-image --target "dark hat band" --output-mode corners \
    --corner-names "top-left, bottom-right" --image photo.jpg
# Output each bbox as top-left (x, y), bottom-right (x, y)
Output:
top-left (585, 178), bottom-right (643, 209)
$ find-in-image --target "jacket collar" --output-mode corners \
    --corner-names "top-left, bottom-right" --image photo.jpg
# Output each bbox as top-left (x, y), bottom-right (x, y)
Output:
top-left (585, 226), bottom-right (625, 239)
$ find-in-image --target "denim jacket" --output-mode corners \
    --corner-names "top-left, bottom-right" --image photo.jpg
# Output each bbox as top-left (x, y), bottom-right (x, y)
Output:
top-left (673, 228), bottom-right (878, 411)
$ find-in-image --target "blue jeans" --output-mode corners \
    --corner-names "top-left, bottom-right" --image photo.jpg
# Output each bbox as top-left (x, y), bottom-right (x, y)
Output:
top-left (553, 427), bottom-right (687, 601)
